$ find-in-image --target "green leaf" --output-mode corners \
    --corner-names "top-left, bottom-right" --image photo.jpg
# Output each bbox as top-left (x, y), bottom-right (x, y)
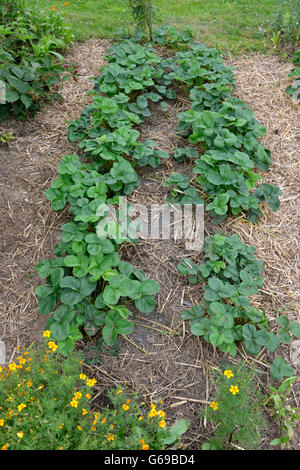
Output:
top-left (276, 315), bottom-right (290, 328)
top-left (289, 321), bottom-right (300, 338)
top-left (7, 76), bottom-right (31, 94)
top-left (140, 279), bottom-right (160, 296)
top-left (38, 295), bottom-right (57, 315)
top-left (242, 324), bottom-right (262, 355)
top-left (20, 94), bottom-right (32, 109)
top-left (103, 286), bottom-right (120, 305)
top-left (256, 330), bottom-right (280, 352)
top-left (135, 295), bottom-right (156, 313)
top-left (58, 337), bottom-right (75, 356)
top-left (270, 357), bottom-right (294, 381)
top-left (50, 319), bottom-right (70, 341)
top-left (5, 88), bottom-right (19, 103)
top-left (161, 419), bottom-right (190, 445)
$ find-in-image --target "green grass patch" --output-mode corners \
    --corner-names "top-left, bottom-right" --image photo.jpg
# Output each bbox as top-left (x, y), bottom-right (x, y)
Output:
top-left (24, 0), bottom-right (280, 54)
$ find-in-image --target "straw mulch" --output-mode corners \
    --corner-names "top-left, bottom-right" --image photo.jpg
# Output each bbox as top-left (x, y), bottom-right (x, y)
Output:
top-left (0, 41), bottom-right (299, 449)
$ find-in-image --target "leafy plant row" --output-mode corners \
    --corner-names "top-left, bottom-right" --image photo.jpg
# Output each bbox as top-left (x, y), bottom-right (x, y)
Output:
top-left (36, 38), bottom-right (177, 355)
top-left (178, 233), bottom-right (300, 380)
top-left (161, 42), bottom-right (282, 223)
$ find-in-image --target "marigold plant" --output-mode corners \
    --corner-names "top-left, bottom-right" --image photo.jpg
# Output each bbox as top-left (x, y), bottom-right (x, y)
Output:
top-left (0, 335), bottom-right (188, 450)
top-left (203, 362), bottom-right (267, 450)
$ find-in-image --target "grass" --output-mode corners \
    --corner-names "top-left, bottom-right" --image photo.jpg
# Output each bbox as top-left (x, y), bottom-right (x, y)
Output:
top-left (27, 0), bottom-right (281, 55)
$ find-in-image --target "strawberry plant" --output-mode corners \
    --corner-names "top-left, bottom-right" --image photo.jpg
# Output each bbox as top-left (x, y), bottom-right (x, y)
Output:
top-left (286, 49), bottom-right (300, 101)
top-left (178, 233), bottom-right (300, 379)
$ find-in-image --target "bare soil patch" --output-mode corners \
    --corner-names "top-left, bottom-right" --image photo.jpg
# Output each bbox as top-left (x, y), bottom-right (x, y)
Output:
top-left (0, 41), bottom-right (299, 449)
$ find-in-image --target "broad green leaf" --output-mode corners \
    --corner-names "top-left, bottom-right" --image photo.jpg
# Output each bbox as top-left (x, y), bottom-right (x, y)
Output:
top-left (135, 295), bottom-right (156, 313)
top-left (270, 357), bottom-right (294, 381)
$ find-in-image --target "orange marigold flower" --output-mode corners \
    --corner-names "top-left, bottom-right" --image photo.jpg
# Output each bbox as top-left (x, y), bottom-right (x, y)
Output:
top-left (51, 6), bottom-right (55, 10)
top-left (210, 401), bottom-right (219, 410)
top-left (107, 434), bottom-right (114, 441)
top-left (159, 419), bottom-right (166, 428)
top-left (122, 404), bottom-right (129, 411)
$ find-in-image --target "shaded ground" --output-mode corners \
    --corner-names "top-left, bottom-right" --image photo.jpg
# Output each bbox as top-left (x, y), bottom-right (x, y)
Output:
top-left (0, 39), bottom-right (299, 449)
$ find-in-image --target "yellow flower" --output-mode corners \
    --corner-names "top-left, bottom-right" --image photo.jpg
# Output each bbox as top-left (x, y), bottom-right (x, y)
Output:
top-left (138, 416), bottom-right (143, 421)
top-left (142, 444), bottom-right (149, 450)
top-left (158, 410), bottom-right (165, 418)
top-left (8, 363), bottom-right (17, 372)
top-left (17, 356), bottom-right (26, 365)
top-left (70, 399), bottom-right (78, 408)
top-left (122, 404), bottom-right (129, 411)
top-left (101, 417), bottom-right (106, 424)
top-left (210, 401), bottom-right (219, 410)
top-left (17, 403), bottom-right (26, 412)
top-left (82, 408), bottom-right (88, 416)
top-left (139, 439), bottom-right (145, 445)
top-left (0, 419), bottom-right (4, 426)
top-left (47, 341), bottom-right (57, 352)
top-left (27, 380), bottom-right (32, 388)
top-left (74, 392), bottom-right (82, 400)
top-left (107, 434), bottom-right (114, 441)
top-left (79, 374), bottom-right (86, 380)
top-left (224, 369), bottom-right (234, 379)
top-left (148, 409), bottom-right (157, 418)
top-left (116, 389), bottom-right (122, 395)
top-left (126, 399), bottom-right (130, 404)
top-left (1, 443), bottom-right (9, 450)
top-left (77, 425), bottom-right (82, 431)
top-left (229, 385), bottom-right (239, 395)
top-left (86, 378), bottom-right (97, 387)
top-left (17, 431), bottom-right (24, 439)
top-left (43, 330), bottom-right (51, 338)
top-left (38, 384), bottom-right (44, 390)
top-left (59, 423), bottom-right (64, 429)
top-left (159, 419), bottom-right (166, 428)
top-left (86, 393), bottom-right (91, 399)
top-left (94, 412), bottom-right (101, 420)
